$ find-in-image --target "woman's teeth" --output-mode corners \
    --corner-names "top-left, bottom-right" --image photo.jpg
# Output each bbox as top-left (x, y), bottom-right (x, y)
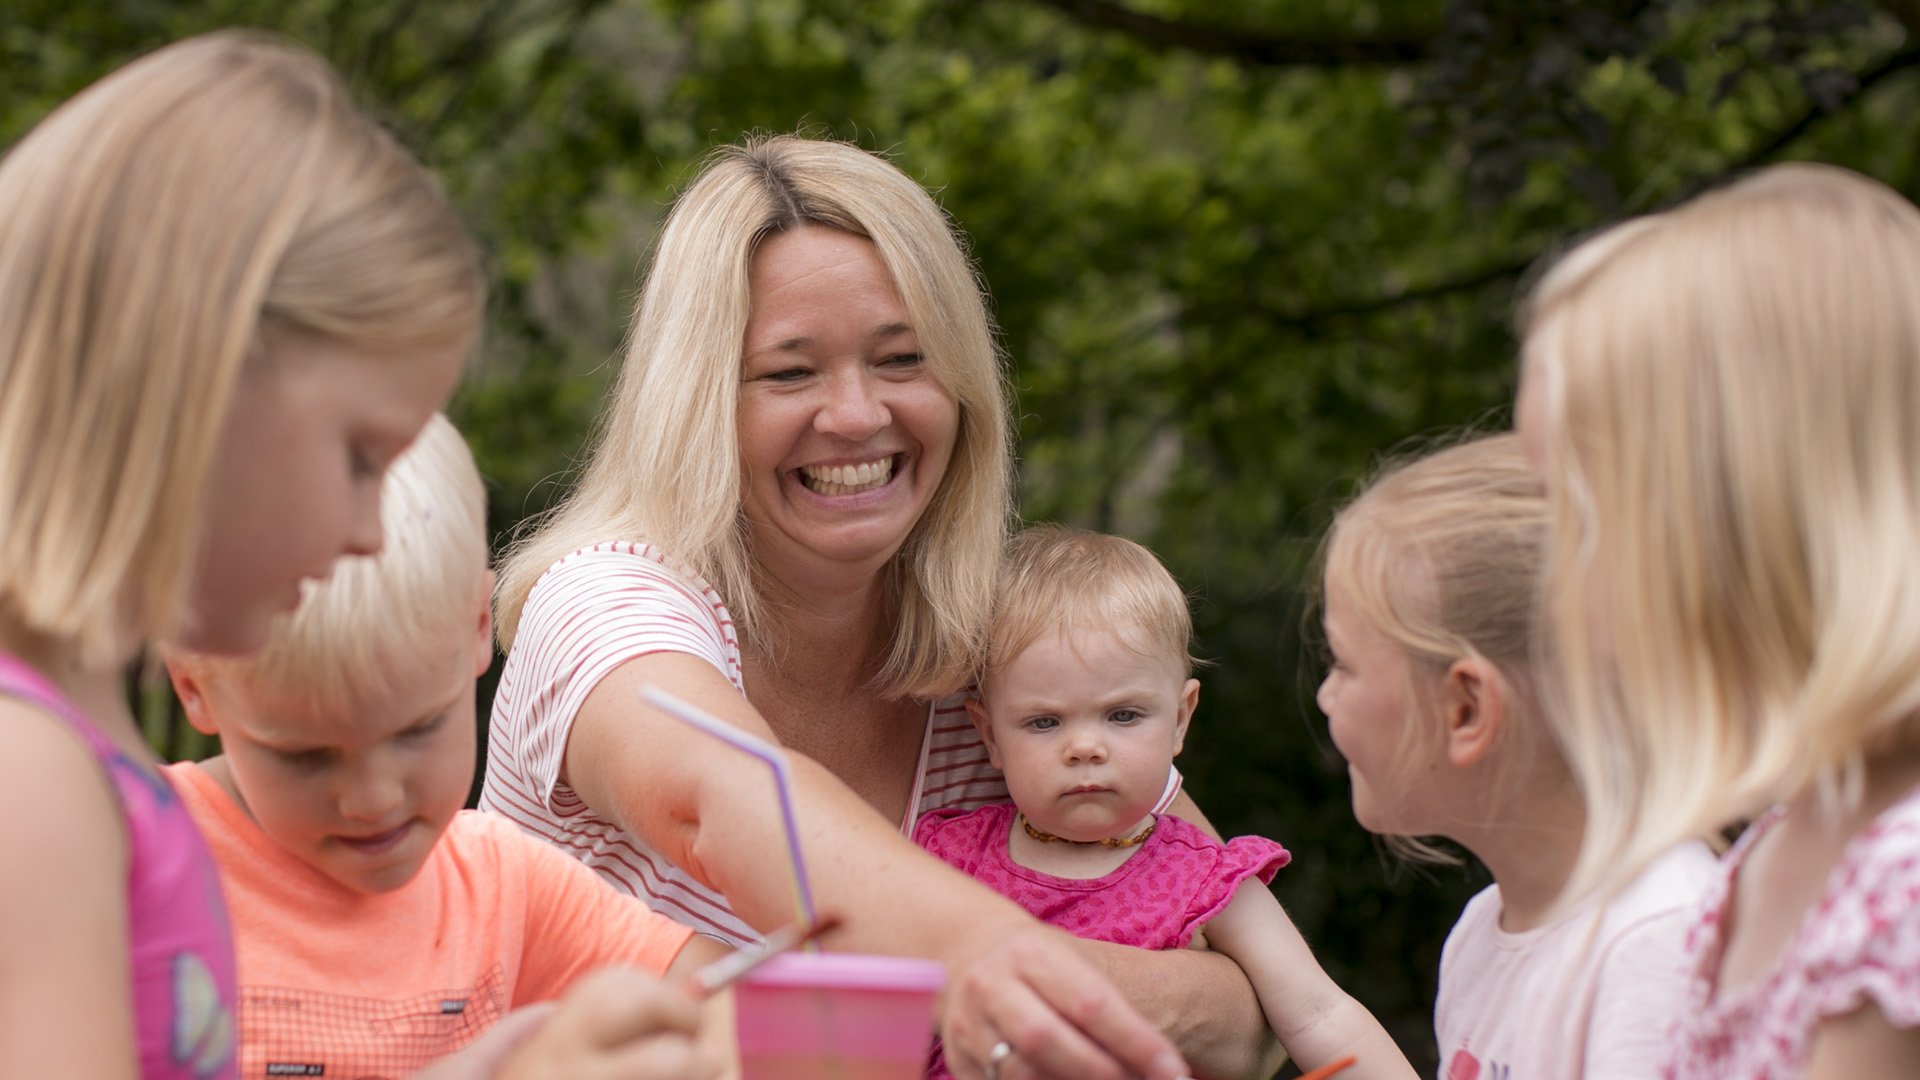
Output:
top-left (801, 458), bottom-right (893, 495)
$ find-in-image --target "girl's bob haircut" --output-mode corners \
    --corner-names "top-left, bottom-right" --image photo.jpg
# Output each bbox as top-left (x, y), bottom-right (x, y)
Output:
top-left (0, 32), bottom-right (483, 668)
top-left (1316, 432), bottom-right (1553, 862)
top-left (495, 133), bottom-right (1012, 699)
top-left (1523, 163), bottom-right (1920, 900)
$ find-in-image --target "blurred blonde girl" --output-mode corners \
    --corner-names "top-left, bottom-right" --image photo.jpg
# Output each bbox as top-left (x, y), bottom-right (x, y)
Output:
top-left (1517, 162), bottom-right (1920, 1077)
top-left (0, 32), bottom-right (705, 1080)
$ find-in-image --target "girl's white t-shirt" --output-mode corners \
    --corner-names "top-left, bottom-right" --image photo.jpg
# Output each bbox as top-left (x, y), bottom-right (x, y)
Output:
top-left (1433, 841), bottom-right (1718, 1080)
top-left (477, 541), bottom-right (1010, 946)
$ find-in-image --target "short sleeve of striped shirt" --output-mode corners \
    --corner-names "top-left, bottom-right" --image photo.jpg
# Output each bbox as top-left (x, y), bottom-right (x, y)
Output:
top-left (482, 543), bottom-right (742, 815)
top-left (480, 540), bottom-right (1009, 947)
top-left (913, 695), bottom-right (1008, 818)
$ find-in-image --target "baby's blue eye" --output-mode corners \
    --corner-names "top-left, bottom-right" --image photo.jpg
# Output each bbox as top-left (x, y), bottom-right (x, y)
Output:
top-left (1110, 709), bottom-right (1143, 725)
top-left (1025, 716), bottom-right (1058, 732)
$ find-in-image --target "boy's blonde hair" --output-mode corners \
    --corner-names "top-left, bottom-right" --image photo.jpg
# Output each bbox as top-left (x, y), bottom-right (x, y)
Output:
top-left (494, 134), bottom-right (1011, 699)
top-left (0, 32), bottom-right (483, 668)
top-left (982, 525), bottom-right (1196, 692)
top-left (184, 414), bottom-right (488, 712)
top-left (1524, 162), bottom-right (1920, 900)
top-left (1317, 433), bottom-right (1553, 859)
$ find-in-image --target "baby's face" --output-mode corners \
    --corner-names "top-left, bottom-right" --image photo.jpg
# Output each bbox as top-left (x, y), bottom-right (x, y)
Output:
top-left (974, 624), bottom-right (1196, 843)
top-left (206, 646), bottom-right (480, 895)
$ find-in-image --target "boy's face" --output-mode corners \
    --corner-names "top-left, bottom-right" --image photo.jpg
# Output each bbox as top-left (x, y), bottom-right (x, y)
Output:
top-left (173, 618), bottom-right (489, 896)
top-left (970, 624), bottom-right (1197, 843)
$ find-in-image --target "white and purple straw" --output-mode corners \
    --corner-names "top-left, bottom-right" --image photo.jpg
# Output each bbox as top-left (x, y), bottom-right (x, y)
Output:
top-left (640, 685), bottom-right (820, 931)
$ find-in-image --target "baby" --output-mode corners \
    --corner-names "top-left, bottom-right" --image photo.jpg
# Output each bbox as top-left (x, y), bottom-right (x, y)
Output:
top-left (917, 524), bottom-right (1413, 1079)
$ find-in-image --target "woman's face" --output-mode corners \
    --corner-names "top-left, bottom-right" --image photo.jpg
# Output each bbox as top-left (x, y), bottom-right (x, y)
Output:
top-left (737, 225), bottom-right (960, 583)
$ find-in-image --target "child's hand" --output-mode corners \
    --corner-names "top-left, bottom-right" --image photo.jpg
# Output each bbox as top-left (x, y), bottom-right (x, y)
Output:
top-left (492, 966), bottom-right (718, 1080)
top-left (411, 1004), bottom-right (557, 1080)
top-left (693, 986), bottom-right (740, 1080)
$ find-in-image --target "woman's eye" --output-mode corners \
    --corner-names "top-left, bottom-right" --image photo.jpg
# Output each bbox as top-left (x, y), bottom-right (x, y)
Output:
top-left (758, 366), bottom-right (811, 383)
top-left (880, 352), bottom-right (923, 369)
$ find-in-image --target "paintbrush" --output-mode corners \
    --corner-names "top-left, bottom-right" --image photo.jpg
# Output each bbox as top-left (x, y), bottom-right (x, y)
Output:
top-left (689, 915), bottom-right (843, 998)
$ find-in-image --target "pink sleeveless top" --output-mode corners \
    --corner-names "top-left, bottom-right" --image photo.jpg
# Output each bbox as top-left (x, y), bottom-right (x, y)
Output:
top-left (0, 655), bottom-right (237, 1078)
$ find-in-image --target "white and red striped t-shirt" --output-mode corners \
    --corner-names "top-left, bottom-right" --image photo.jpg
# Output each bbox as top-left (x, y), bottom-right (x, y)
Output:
top-left (478, 541), bottom-right (1009, 946)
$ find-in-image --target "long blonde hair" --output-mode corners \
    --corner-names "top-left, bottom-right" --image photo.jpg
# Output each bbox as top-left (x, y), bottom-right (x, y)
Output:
top-left (495, 134), bottom-right (1011, 699)
top-left (1524, 163), bottom-right (1920, 899)
top-left (1318, 433), bottom-right (1554, 859)
top-left (0, 32), bottom-right (482, 669)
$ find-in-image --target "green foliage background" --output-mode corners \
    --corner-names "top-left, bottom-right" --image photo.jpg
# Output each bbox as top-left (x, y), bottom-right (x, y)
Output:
top-left (11, 1), bottom-right (1920, 1073)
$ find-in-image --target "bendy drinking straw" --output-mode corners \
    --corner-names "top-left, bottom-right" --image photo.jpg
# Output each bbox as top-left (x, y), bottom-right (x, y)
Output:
top-left (641, 685), bottom-right (819, 930)
top-left (690, 916), bottom-right (842, 998)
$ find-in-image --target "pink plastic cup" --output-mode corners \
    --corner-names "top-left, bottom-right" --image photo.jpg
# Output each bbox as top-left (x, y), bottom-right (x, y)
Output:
top-left (734, 952), bottom-right (946, 1080)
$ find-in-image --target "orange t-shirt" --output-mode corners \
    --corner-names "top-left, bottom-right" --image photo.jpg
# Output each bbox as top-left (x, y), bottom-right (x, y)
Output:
top-left (168, 761), bottom-right (695, 1080)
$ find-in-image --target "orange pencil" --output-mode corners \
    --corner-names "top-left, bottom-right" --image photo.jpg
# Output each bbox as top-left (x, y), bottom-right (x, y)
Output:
top-left (1297, 1055), bottom-right (1359, 1080)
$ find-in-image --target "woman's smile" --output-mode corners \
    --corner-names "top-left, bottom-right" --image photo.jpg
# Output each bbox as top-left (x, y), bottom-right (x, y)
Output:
top-left (798, 455), bottom-right (897, 495)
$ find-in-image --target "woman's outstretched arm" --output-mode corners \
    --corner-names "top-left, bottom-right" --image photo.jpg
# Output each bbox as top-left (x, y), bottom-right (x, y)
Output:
top-left (565, 652), bottom-right (1294, 1077)
top-left (563, 652), bottom-right (1192, 1080)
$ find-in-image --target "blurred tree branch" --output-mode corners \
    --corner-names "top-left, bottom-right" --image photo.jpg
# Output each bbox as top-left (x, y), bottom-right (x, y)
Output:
top-left (1693, 43), bottom-right (1920, 192)
top-left (1247, 41), bottom-right (1920, 334)
top-left (1880, 0), bottom-right (1920, 37)
top-left (1020, 0), bottom-right (1436, 66)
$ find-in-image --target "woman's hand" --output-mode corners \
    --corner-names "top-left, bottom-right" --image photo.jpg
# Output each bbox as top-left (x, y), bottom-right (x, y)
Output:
top-left (941, 927), bottom-right (1193, 1080)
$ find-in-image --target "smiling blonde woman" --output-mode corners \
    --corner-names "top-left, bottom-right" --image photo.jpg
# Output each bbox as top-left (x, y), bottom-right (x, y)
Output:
top-left (483, 134), bottom-right (1273, 1080)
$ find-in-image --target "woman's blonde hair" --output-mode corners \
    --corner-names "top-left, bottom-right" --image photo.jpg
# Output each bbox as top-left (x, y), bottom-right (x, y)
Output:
top-left (1524, 162), bottom-right (1920, 899)
top-left (0, 32), bottom-right (483, 669)
top-left (180, 414), bottom-right (489, 713)
top-left (1317, 432), bottom-right (1554, 860)
top-left (495, 134), bottom-right (1011, 698)
top-left (981, 525), bottom-right (1197, 691)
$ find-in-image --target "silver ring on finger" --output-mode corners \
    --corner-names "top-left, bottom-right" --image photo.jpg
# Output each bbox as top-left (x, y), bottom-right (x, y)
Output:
top-left (985, 1039), bottom-right (1015, 1080)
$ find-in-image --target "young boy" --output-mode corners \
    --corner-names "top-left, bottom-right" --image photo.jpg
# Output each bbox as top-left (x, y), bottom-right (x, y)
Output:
top-left (163, 415), bottom-right (725, 1079)
top-left (915, 524), bottom-right (1416, 1080)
